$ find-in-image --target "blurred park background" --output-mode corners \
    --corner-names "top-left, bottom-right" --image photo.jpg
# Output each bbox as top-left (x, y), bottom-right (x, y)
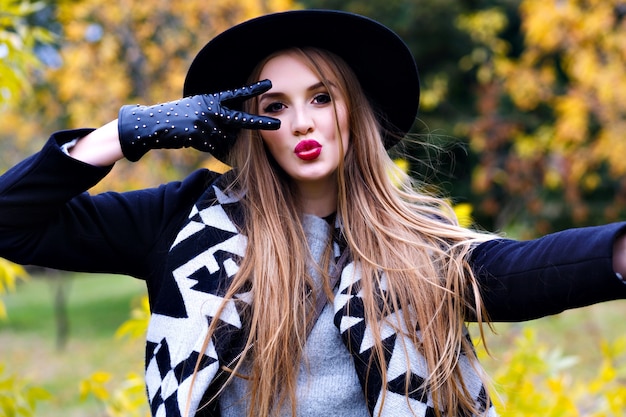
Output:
top-left (1, 0), bottom-right (626, 415)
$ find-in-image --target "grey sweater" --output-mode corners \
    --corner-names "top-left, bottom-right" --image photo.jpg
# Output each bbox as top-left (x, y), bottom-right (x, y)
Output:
top-left (220, 214), bottom-right (369, 416)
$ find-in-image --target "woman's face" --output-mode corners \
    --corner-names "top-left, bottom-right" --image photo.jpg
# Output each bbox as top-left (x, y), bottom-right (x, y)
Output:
top-left (256, 53), bottom-right (350, 193)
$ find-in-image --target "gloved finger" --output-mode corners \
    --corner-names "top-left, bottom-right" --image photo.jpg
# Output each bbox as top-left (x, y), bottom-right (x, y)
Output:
top-left (220, 107), bottom-right (281, 130)
top-left (219, 79), bottom-right (273, 102)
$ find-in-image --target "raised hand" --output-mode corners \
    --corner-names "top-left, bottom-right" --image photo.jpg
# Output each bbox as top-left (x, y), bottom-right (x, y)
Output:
top-left (118, 79), bottom-right (280, 162)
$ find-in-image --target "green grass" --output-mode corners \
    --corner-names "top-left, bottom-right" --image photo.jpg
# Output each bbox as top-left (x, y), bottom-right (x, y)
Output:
top-left (1, 272), bottom-right (147, 417)
top-left (1, 272), bottom-right (145, 338)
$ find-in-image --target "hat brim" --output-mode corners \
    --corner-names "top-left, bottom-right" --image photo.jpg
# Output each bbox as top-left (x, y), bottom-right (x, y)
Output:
top-left (183, 9), bottom-right (420, 149)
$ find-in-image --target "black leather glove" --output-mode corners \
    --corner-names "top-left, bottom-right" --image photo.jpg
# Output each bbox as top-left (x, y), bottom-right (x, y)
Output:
top-left (118, 79), bottom-right (280, 162)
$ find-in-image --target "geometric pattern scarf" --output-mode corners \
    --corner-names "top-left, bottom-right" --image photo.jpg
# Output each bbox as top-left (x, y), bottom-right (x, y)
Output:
top-left (334, 261), bottom-right (497, 417)
top-left (142, 178), bottom-right (497, 417)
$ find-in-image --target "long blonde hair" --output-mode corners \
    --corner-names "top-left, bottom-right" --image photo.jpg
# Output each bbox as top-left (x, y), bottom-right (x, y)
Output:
top-left (188, 47), bottom-right (496, 417)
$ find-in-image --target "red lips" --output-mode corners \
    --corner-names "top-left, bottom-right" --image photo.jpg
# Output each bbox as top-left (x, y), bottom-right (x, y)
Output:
top-left (294, 140), bottom-right (322, 161)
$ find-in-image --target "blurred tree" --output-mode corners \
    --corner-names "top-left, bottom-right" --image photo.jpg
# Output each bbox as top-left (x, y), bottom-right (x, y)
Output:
top-left (461, 0), bottom-right (626, 235)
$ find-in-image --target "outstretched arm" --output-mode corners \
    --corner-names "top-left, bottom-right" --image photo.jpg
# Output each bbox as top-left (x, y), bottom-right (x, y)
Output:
top-left (471, 222), bottom-right (626, 322)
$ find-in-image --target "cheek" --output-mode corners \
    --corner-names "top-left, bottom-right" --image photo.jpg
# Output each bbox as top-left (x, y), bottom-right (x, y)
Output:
top-left (259, 130), bottom-right (284, 159)
top-left (260, 127), bottom-right (278, 144)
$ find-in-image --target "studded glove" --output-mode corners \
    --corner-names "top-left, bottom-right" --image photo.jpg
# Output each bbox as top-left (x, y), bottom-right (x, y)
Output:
top-left (118, 79), bottom-right (280, 162)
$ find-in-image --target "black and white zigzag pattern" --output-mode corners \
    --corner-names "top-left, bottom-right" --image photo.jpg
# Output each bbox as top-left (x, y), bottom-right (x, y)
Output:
top-left (332, 262), bottom-right (497, 417)
top-left (145, 184), bottom-right (250, 417)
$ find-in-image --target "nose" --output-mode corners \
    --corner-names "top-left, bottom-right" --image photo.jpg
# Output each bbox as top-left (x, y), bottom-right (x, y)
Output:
top-left (291, 106), bottom-right (314, 135)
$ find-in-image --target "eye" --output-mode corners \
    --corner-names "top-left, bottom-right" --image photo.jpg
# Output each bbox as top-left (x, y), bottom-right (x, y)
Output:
top-left (313, 93), bottom-right (332, 105)
top-left (263, 102), bottom-right (285, 113)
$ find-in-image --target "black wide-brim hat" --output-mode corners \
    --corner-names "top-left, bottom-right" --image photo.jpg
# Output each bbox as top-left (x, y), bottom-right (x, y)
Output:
top-left (183, 9), bottom-right (420, 149)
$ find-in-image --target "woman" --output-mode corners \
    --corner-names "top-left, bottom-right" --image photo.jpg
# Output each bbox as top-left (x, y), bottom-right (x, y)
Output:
top-left (1, 9), bottom-right (625, 417)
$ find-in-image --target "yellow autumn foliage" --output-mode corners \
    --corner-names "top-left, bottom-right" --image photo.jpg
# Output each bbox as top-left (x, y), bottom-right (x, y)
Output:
top-left (459, 0), bottom-right (626, 231)
top-left (0, 0), bottom-right (56, 106)
top-left (80, 370), bottom-right (148, 417)
top-left (473, 327), bottom-right (626, 417)
top-left (0, 363), bottom-right (51, 417)
top-left (510, 0), bottom-right (626, 178)
top-left (0, 258), bottom-right (28, 320)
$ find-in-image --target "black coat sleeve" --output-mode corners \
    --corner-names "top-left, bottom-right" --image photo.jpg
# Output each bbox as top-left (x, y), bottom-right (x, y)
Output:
top-left (470, 222), bottom-right (626, 322)
top-left (0, 129), bottom-right (216, 279)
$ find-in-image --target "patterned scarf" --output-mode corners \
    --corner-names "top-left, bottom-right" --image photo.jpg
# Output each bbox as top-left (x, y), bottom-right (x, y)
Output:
top-left (143, 179), bottom-right (496, 417)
